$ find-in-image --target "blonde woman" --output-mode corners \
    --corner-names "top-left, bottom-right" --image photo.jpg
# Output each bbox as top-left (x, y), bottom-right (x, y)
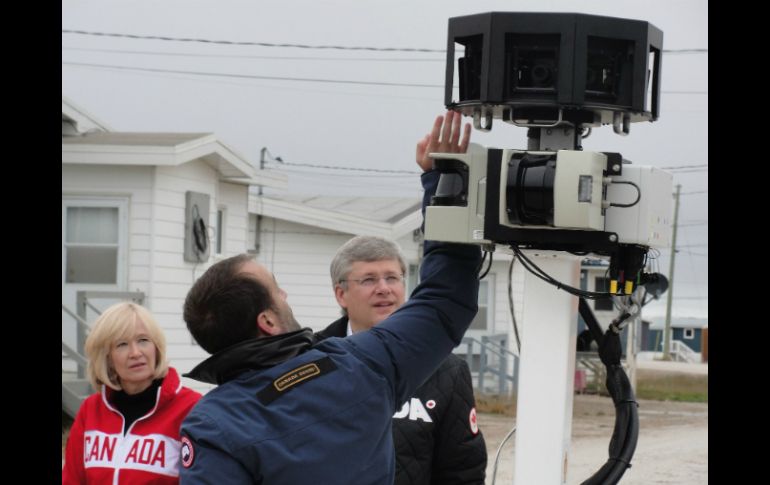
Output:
top-left (62, 302), bottom-right (201, 484)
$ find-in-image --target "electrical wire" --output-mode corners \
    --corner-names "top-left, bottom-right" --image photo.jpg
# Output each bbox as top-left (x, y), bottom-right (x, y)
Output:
top-left (62, 61), bottom-right (445, 88)
top-left (490, 426), bottom-right (517, 485)
top-left (510, 246), bottom-right (614, 300)
top-left (61, 29), bottom-right (707, 55)
top-left (61, 29), bottom-right (446, 52)
top-left (266, 159), bottom-right (419, 174)
top-left (62, 46), bottom-right (445, 62)
top-left (507, 256), bottom-right (521, 354)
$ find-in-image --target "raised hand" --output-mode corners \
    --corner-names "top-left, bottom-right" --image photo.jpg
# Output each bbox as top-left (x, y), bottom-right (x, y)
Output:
top-left (416, 111), bottom-right (471, 172)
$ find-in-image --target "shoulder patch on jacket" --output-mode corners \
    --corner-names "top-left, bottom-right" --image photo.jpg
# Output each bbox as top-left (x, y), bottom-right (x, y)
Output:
top-left (257, 356), bottom-right (338, 405)
top-left (181, 436), bottom-right (194, 468)
top-left (469, 407), bottom-right (479, 435)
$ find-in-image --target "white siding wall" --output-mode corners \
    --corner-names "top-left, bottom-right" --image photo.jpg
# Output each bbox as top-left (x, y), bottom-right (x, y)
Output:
top-left (248, 215), bottom-right (420, 332)
top-left (152, 161), bottom-right (249, 394)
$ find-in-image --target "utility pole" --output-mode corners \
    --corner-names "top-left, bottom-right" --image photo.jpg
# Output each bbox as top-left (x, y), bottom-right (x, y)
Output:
top-left (662, 184), bottom-right (681, 360)
top-left (255, 148), bottom-right (282, 256)
top-left (254, 148), bottom-right (268, 255)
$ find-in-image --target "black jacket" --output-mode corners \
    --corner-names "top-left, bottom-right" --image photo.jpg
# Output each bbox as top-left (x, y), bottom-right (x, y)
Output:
top-left (317, 316), bottom-right (487, 485)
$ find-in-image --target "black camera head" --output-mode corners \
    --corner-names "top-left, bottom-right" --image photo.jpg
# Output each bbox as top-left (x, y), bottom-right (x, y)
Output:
top-left (445, 12), bottom-right (663, 135)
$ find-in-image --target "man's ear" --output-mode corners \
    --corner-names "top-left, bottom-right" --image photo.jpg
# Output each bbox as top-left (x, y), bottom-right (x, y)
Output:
top-left (334, 285), bottom-right (348, 310)
top-left (257, 310), bottom-right (280, 336)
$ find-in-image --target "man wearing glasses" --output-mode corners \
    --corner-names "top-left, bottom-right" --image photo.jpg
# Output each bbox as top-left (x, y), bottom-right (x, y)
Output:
top-left (317, 234), bottom-right (487, 485)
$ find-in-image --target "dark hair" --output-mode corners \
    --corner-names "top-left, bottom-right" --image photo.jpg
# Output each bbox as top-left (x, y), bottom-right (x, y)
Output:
top-left (183, 254), bottom-right (273, 354)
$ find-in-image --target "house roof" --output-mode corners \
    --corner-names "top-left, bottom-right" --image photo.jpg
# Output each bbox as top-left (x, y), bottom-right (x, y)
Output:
top-left (62, 96), bottom-right (287, 188)
top-left (249, 194), bottom-right (422, 238)
top-left (62, 96), bottom-right (111, 134)
top-left (648, 316), bottom-right (708, 329)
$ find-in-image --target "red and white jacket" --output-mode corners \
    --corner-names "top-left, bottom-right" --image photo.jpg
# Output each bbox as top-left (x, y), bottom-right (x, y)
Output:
top-left (62, 367), bottom-right (201, 484)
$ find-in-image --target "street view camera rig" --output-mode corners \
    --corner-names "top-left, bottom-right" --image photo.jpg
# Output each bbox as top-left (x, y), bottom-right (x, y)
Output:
top-left (425, 12), bottom-right (671, 297)
top-left (424, 12), bottom-right (672, 484)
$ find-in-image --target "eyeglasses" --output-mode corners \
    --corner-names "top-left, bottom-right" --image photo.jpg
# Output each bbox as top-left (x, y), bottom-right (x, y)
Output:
top-left (340, 274), bottom-right (405, 288)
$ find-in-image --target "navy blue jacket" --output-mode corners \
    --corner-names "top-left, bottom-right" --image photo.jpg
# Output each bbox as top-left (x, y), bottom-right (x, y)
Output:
top-left (317, 317), bottom-right (487, 485)
top-left (179, 171), bottom-right (480, 484)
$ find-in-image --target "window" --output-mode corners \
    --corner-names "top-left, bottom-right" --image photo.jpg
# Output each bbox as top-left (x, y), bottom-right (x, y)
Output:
top-left (64, 207), bottom-right (119, 284)
top-left (594, 277), bottom-right (613, 311)
top-left (683, 328), bottom-right (695, 340)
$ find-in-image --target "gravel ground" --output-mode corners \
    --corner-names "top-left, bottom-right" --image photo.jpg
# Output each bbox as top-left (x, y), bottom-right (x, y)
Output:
top-left (478, 394), bottom-right (708, 484)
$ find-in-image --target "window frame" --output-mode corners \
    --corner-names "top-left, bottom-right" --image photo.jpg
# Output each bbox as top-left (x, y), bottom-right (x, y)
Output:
top-left (62, 196), bottom-right (128, 288)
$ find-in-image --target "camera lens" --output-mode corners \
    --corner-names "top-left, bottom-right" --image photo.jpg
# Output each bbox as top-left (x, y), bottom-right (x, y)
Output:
top-left (531, 64), bottom-right (553, 86)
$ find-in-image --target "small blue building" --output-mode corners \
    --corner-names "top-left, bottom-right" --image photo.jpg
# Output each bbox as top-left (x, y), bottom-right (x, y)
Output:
top-left (642, 317), bottom-right (708, 362)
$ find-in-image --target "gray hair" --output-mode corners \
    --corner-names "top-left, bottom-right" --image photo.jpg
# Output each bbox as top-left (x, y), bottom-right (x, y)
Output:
top-left (330, 236), bottom-right (407, 287)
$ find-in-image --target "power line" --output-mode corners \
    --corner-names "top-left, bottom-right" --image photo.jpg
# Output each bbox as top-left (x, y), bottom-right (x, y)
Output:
top-left (61, 60), bottom-right (708, 94)
top-left (62, 61), bottom-right (445, 88)
top-left (62, 29), bottom-right (445, 53)
top-left (61, 46), bottom-right (445, 62)
top-left (266, 159), bottom-right (419, 174)
top-left (680, 190), bottom-right (708, 195)
top-left (277, 167), bottom-right (417, 178)
top-left (62, 29), bottom-right (708, 55)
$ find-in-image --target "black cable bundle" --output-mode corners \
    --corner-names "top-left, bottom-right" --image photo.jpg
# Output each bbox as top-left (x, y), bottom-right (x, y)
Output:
top-left (578, 298), bottom-right (640, 485)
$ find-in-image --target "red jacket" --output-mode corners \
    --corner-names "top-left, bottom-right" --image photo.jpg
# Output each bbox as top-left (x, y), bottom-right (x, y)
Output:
top-left (62, 367), bottom-right (201, 484)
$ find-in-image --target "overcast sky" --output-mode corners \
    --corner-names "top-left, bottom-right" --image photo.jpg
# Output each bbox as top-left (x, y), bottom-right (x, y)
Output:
top-left (62, 0), bottom-right (708, 319)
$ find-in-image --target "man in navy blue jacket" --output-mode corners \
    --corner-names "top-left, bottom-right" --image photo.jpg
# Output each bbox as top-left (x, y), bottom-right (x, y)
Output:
top-left (317, 233), bottom-right (487, 485)
top-left (179, 111), bottom-right (478, 484)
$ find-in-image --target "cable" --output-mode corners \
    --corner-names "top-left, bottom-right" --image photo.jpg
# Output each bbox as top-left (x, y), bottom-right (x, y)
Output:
top-left (266, 159), bottom-right (420, 174)
top-left (508, 256), bottom-right (521, 354)
top-left (62, 61), bottom-right (445, 88)
top-left (510, 246), bottom-right (614, 300)
top-left (479, 251), bottom-right (494, 281)
top-left (490, 426), bottom-right (517, 485)
top-left (62, 29), bottom-right (446, 52)
top-left (61, 46), bottom-right (445, 62)
top-left (608, 180), bottom-right (641, 208)
top-left (61, 29), bottom-right (707, 55)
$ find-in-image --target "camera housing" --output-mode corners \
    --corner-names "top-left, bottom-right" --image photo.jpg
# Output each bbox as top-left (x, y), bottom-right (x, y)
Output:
top-left (445, 12), bottom-right (663, 133)
top-left (425, 12), bottom-right (671, 294)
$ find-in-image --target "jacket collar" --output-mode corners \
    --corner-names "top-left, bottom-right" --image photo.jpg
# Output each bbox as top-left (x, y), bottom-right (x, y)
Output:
top-left (315, 315), bottom-right (349, 340)
top-left (183, 328), bottom-right (317, 385)
top-left (102, 366), bottom-right (183, 414)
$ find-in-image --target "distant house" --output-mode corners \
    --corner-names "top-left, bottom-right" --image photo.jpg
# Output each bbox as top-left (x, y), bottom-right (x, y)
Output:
top-left (642, 317), bottom-right (708, 362)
